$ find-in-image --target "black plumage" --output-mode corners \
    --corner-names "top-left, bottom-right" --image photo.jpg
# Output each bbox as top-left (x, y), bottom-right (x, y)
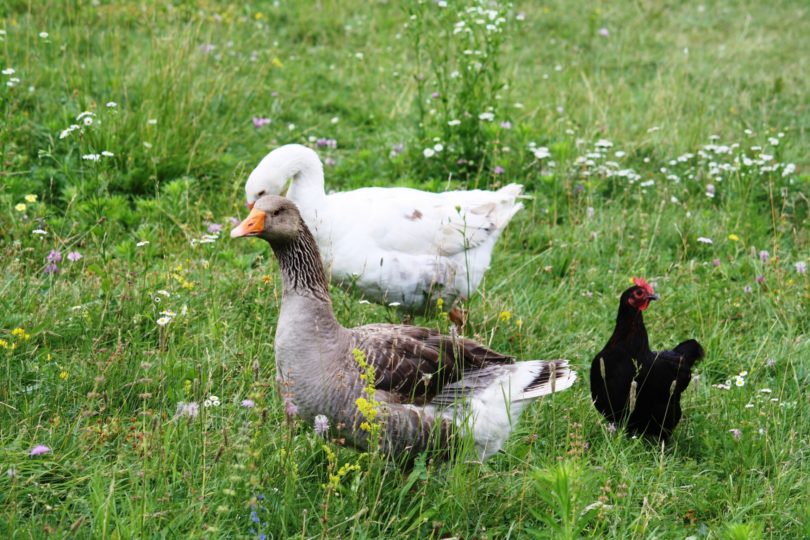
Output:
top-left (590, 278), bottom-right (704, 441)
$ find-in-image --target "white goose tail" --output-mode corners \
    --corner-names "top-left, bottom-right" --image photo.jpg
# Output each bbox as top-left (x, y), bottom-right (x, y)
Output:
top-left (433, 360), bottom-right (577, 460)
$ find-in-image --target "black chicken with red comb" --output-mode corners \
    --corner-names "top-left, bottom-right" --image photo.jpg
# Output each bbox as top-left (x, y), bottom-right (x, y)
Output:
top-left (590, 278), bottom-right (704, 442)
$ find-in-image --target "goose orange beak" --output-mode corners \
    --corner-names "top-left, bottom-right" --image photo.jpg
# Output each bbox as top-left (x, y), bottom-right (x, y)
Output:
top-left (230, 207), bottom-right (266, 238)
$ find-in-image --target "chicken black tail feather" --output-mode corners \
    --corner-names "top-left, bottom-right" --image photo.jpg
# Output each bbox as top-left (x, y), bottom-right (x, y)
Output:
top-left (673, 339), bottom-right (704, 367)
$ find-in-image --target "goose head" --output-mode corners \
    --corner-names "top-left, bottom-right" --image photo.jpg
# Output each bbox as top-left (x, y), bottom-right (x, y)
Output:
top-left (230, 195), bottom-right (305, 244)
top-left (245, 144), bottom-right (323, 208)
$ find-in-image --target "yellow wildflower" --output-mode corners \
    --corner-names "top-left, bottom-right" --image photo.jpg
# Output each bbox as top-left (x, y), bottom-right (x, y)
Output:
top-left (728, 234), bottom-right (740, 242)
top-left (436, 297), bottom-right (444, 311)
top-left (12, 328), bottom-right (30, 340)
top-left (25, 194), bottom-right (37, 203)
top-left (271, 57), bottom-right (284, 68)
top-left (0, 339), bottom-right (9, 349)
top-left (59, 370), bottom-right (69, 380)
top-left (15, 203), bottom-right (26, 212)
top-left (254, 11), bottom-right (264, 20)
top-left (499, 310), bottom-right (511, 323)
top-left (262, 275), bottom-right (272, 284)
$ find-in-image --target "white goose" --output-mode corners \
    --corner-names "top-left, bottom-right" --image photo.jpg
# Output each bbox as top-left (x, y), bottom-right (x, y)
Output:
top-left (244, 144), bottom-right (524, 313)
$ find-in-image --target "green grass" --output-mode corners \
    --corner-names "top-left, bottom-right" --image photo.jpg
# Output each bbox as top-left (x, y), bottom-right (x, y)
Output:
top-left (1, 0), bottom-right (808, 538)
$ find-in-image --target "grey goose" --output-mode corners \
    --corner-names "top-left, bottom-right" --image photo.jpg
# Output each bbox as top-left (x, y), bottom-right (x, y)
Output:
top-left (231, 195), bottom-right (576, 461)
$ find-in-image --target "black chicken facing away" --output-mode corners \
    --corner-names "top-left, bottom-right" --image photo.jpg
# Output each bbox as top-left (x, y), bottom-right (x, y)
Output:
top-left (590, 278), bottom-right (704, 442)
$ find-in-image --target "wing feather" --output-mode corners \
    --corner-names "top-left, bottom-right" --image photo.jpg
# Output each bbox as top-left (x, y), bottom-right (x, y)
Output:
top-left (350, 324), bottom-right (514, 403)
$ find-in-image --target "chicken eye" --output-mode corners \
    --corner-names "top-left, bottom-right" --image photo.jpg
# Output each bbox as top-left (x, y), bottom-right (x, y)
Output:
top-left (634, 289), bottom-right (644, 297)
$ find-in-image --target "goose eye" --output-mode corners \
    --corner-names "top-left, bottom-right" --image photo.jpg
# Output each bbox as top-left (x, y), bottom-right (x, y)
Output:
top-left (257, 190), bottom-right (266, 197)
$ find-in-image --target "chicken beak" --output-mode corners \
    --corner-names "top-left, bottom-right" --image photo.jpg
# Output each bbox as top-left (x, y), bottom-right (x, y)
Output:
top-left (648, 293), bottom-right (660, 301)
top-left (230, 207), bottom-right (266, 238)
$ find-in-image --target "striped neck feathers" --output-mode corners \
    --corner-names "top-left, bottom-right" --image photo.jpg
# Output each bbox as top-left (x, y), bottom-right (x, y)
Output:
top-left (270, 220), bottom-right (331, 302)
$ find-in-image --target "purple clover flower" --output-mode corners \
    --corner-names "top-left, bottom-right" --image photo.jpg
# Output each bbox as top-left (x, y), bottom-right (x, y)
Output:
top-left (284, 396), bottom-right (298, 418)
top-left (67, 251), bottom-right (82, 262)
top-left (756, 275), bottom-right (765, 284)
top-left (29, 445), bottom-right (50, 456)
top-left (712, 258), bottom-right (721, 267)
top-left (314, 414), bottom-right (329, 436)
top-left (44, 262), bottom-right (59, 275)
top-left (316, 138), bottom-right (337, 149)
top-left (598, 27), bottom-right (609, 37)
top-left (729, 429), bottom-right (742, 440)
top-left (252, 117), bottom-right (271, 129)
top-left (207, 223), bottom-right (223, 234)
top-left (47, 250), bottom-right (62, 263)
top-left (500, 120), bottom-right (512, 129)
top-left (324, 157), bottom-right (336, 167)
top-left (796, 261), bottom-right (807, 274)
top-left (759, 250), bottom-right (769, 263)
top-left (241, 399), bottom-right (255, 408)
top-left (493, 166), bottom-right (505, 175)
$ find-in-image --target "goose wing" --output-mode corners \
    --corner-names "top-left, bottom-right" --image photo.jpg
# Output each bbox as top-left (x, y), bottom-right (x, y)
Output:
top-left (330, 184), bottom-right (523, 257)
top-left (350, 324), bottom-right (513, 403)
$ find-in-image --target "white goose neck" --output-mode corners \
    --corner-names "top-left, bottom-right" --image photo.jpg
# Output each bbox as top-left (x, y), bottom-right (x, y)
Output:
top-left (279, 146), bottom-right (326, 206)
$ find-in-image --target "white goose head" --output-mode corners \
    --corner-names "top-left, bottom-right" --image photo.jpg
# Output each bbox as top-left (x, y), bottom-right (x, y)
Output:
top-left (244, 144), bottom-right (324, 208)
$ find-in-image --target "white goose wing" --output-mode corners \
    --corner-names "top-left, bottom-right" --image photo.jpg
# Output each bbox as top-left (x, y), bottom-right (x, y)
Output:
top-left (331, 184), bottom-right (524, 257)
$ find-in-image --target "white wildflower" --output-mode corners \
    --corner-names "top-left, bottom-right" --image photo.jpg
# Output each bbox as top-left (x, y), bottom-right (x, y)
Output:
top-left (697, 237), bottom-right (713, 244)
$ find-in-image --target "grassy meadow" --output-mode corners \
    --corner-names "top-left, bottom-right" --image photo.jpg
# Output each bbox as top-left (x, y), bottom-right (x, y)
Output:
top-left (1, 0), bottom-right (809, 538)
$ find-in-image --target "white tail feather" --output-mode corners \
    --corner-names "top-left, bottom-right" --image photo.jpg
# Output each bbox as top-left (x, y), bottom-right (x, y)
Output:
top-left (438, 360), bottom-right (577, 460)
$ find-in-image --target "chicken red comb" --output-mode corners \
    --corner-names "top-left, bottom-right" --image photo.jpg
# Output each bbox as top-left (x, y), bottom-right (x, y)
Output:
top-left (632, 277), bottom-right (655, 296)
